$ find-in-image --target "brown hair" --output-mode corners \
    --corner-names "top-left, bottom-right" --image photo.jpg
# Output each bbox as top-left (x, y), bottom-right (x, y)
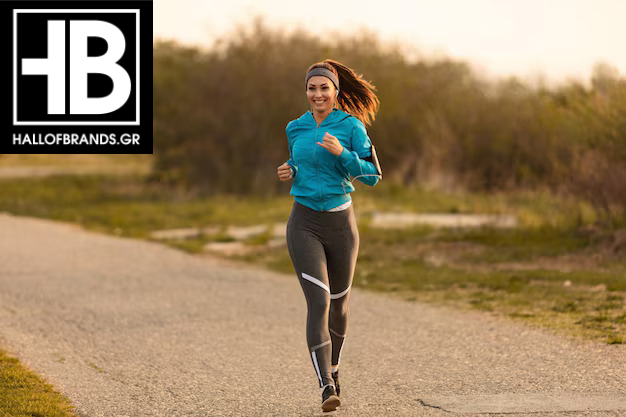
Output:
top-left (306, 59), bottom-right (380, 127)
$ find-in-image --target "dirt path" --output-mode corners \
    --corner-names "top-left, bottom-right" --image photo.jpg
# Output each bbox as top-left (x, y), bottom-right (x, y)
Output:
top-left (0, 165), bottom-right (146, 178)
top-left (0, 212), bottom-right (624, 416)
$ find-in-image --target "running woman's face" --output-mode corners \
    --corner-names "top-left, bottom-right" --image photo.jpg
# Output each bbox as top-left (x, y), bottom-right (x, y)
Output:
top-left (307, 75), bottom-right (337, 114)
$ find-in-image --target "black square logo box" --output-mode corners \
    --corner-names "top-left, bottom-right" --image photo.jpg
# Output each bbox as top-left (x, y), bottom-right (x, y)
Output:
top-left (0, 1), bottom-right (153, 154)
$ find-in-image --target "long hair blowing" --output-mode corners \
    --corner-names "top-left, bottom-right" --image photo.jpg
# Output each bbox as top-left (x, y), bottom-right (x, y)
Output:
top-left (307, 59), bottom-right (380, 126)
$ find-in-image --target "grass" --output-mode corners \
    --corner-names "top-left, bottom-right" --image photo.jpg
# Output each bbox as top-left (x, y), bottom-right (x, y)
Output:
top-left (0, 348), bottom-right (76, 417)
top-left (0, 174), bottom-right (294, 238)
top-left (0, 173), bottom-right (624, 346)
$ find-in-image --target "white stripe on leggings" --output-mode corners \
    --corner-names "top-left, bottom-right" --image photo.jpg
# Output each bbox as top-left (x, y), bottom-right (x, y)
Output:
top-left (337, 337), bottom-right (346, 365)
top-left (310, 340), bottom-right (331, 351)
top-left (311, 351), bottom-right (322, 386)
top-left (330, 284), bottom-right (351, 299)
top-left (329, 327), bottom-right (346, 338)
top-left (301, 273), bottom-right (330, 293)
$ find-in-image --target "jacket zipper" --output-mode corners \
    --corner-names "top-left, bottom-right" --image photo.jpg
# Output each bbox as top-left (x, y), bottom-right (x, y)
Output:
top-left (314, 121), bottom-right (321, 200)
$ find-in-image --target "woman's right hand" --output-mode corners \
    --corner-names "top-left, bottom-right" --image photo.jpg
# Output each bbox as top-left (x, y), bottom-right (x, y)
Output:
top-left (277, 163), bottom-right (293, 181)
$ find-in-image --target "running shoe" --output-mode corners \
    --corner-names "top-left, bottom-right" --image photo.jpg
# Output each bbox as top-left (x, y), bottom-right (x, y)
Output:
top-left (321, 384), bottom-right (340, 412)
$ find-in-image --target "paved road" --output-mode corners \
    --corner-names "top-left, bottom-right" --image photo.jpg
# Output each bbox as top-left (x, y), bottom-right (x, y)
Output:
top-left (0, 212), bottom-right (625, 416)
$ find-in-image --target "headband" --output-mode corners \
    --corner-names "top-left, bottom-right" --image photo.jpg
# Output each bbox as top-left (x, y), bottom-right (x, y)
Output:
top-left (305, 68), bottom-right (340, 91)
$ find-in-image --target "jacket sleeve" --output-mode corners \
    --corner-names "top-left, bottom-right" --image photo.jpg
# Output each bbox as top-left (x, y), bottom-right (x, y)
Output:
top-left (285, 121), bottom-right (298, 178)
top-left (337, 119), bottom-right (380, 186)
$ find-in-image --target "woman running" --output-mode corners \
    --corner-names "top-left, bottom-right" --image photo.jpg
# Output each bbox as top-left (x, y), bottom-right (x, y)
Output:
top-left (277, 59), bottom-right (381, 412)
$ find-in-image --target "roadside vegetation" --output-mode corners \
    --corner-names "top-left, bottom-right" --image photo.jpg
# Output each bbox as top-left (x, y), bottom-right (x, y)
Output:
top-left (0, 348), bottom-right (77, 417)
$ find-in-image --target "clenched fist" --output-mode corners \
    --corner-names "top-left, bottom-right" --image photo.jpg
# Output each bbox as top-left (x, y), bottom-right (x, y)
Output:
top-left (277, 163), bottom-right (293, 181)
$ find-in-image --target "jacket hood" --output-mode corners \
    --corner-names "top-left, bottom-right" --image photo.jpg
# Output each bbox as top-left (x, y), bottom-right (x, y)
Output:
top-left (297, 108), bottom-right (352, 127)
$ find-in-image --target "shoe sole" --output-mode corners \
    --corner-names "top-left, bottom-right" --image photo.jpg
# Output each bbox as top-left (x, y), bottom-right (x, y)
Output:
top-left (322, 395), bottom-right (340, 412)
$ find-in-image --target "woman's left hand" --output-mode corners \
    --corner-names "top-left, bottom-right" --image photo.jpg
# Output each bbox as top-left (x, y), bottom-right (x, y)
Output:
top-left (317, 132), bottom-right (344, 156)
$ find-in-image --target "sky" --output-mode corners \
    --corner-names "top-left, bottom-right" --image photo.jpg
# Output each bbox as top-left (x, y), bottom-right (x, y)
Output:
top-left (153, 0), bottom-right (626, 86)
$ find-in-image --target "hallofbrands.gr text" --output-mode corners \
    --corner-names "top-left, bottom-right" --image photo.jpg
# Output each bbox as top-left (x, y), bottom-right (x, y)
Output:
top-left (13, 133), bottom-right (140, 146)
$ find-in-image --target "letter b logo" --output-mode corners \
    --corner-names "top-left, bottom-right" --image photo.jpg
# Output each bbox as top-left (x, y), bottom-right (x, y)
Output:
top-left (14, 10), bottom-right (139, 125)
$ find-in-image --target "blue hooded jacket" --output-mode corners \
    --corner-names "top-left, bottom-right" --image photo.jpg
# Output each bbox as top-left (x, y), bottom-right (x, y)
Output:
top-left (284, 108), bottom-right (380, 211)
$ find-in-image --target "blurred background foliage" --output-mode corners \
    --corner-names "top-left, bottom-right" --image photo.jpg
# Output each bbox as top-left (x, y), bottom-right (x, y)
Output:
top-left (152, 19), bottom-right (626, 225)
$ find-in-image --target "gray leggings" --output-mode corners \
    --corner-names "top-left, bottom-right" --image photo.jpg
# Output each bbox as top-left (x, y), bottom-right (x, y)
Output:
top-left (286, 201), bottom-right (359, 389)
